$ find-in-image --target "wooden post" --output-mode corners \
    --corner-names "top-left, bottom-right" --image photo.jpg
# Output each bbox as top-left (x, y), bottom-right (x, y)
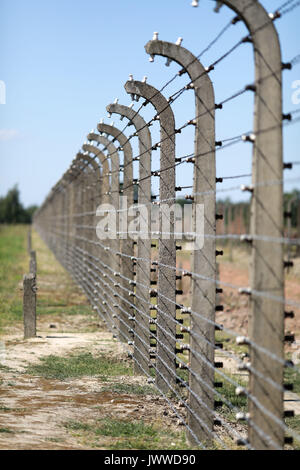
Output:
top-left (29, 250), bottom-right (37, 277)
top-left (23, 274), bottom-right (36, 339)
top-left (27, 227), bottom-right (32, 254)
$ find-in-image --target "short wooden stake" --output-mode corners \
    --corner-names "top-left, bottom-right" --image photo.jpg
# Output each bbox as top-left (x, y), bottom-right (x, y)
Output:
top-left (23, 274), bottom-right (37, 339)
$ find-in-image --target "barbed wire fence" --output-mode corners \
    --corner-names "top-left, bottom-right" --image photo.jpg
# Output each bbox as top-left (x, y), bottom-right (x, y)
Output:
top-left (33, 0), bottom-right (300, 450)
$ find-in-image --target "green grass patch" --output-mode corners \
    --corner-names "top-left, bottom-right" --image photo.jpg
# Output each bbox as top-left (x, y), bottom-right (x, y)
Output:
top-left (67, 418), bottom-right (156, 438)
top-left (0, 364), bottom-right (12, 372)
top-left (36, 301), bottom-right (92, 317)
top-left (216, 375), bottom-right (247, 423)
top-left (0, 405), bottom-right (11, 412)
top-left (215, 331), bottom-right (248, 356)
top-left (45, 437), bottom-right (66, 443)
top-left (285, 416), bottom-right (300, 450)
top-left (26, 352), bottom-right (133, 380)
top-left (0, 225), bottom-right (28, 331)
top-left (0, 427), bottom-right (14, 434)
top-left (65, 417), bottom-right (190, 450)
top-left (176, 367), bottom-right (248, 425)
top-left (284, 366), bottom-right (300, 395)
top-left (100, 382), bottom-right (160, 396)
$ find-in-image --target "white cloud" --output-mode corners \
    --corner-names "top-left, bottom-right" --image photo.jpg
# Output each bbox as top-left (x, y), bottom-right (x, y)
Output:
top-left (0, 129), bottom-right (20, 142)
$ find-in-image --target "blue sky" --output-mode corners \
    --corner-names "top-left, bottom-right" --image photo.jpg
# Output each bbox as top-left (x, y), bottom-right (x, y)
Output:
top-left (0, 0), bottom-right (299, 207)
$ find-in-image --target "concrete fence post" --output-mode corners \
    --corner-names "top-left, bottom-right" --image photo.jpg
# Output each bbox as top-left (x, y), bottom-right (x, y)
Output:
top-left (86, 134), bottom-right (120, 334)
top-left (67, 162), bottom-right (80, 283)
top-left (215, 0), bottom-right (284, 449)
top-left (97, 122), bottom-right (134, 344)
top-left (73, 155), bottom-right (100, 305)
top-left (145, 37), bottom-right (216, 445)
top-left (80, 145), bottom-right (106, 294)
top-left (107, 102), bottom-right (152, 376)
top-left (82, 140), bottom-right (113, 327)
top-left (64, 169), bottom-right (75, 273)
top-left (125, 78), bottom-right (177, 393)
top-left (23, 273), bottom-right (37, 339)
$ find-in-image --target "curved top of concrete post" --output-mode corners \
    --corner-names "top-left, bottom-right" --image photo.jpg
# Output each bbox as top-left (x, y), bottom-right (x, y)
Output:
top-left (106, 103), bottom-right (152, 152)
top-left (73, 152), bottom-right (99, 198)
top-left (219, 0), bottom-right (280, 51)
top-left (87, 132), bottom-right (119, 174)
top-left (81, 143), bottom-right (109, 200)
top-left (145, 38), bottom-right (215, 195)
top-left (84, 138), bottom-right (110, 175)
top-left (76, 150), bottom-right (101, 177)
top-left (124, 79), bottom-right (176, 214)
top-left (145, 39), bottom-right (214, 110)
top-left (97, 123), bottom-right (133, 164)
top-left (124, 80), bottom-right (175, 132)
top-left (97, 123), bottom-right (133, 204)
top-left (106, 103), bottom-right (152, 197)
top-left (216, 0), bottom-right (283, 152)
top-left (86, 133), bottom-right (119, 204)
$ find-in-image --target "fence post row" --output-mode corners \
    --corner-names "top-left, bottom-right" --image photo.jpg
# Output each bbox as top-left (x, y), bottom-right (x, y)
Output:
top-left (124, 78), bottom-right (177, 393)
top-left (80, 143), bottom-right (115, 329)
top-left (145, 36), bottom-right (217, 445)
top-left (97, 122), bottom-right (134, 344)
top-left (32, 0), bottom-right (291, 450)
top-left (107, 102), bottom-right (153, 376)
top-left (82, 140), bottom-right (111, 318)
top-left (87, 134), bottom-right (120, 333)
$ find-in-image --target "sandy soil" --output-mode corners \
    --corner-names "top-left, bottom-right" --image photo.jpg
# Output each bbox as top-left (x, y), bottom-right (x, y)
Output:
top-left (0, 237), bottom-right (299, 450)
top-left (0, 324), bottom-right (183, 450)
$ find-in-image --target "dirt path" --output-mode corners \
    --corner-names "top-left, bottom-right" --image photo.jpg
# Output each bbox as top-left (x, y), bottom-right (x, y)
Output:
top-left (0, 230), bottom-right (186, 450)
top-left (1, 232), bottom-right (299, 450)
top-left (0, 328), bottom-right (181, 450)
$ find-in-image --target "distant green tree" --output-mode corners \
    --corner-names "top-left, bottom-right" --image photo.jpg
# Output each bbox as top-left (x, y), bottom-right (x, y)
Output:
top-left (284, 189), bottom-right (300, 228)
top-left (0, 186), bottom-right (38, 224)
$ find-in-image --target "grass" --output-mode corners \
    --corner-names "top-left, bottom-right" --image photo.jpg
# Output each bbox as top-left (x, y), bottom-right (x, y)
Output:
top-left (0, 428), bottom-right (14, 434)
top-left (36, 302), bottom-right (93, 317)
top-left (176, 367), bottom-right (248, 425)
top-left (285, 416), bottom-right (300, 450)
top-left (45, 437), bottom-right (65, 443)
top-left (64, 417), bottom-right (190, 450)
top-left (0, 224), bottom-right (98, 336)
top-left (0, 405), bottom-right (11, 412)
top-left (100, 382), bottom-right (160, 396)
top-left (0, 225), bottom-right (29, 332)
top-left (26, 352), bottom-right (133, 380)
top-left (216, 375), bottom-right (248, 424)
top-left (284, 366), bottom-right (300, 395)
top-left (215, 331), bottom-right (249, 356)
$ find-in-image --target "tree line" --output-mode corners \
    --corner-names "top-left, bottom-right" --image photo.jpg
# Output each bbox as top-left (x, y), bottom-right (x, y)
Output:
top-left (0, 186), bottom-right (38, 224)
